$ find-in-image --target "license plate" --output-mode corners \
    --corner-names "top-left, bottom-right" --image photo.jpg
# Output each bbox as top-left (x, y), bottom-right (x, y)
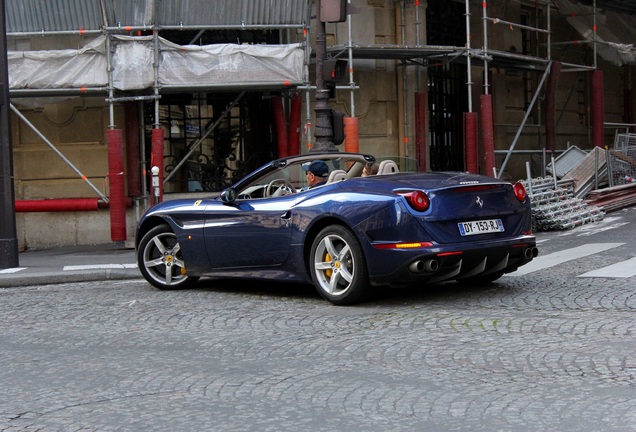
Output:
top-left (458, 219), bottom-right (504, 236)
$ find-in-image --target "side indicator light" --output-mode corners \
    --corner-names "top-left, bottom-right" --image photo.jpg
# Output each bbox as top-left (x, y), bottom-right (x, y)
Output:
top-left (374, 242), bottom-right (434, 249)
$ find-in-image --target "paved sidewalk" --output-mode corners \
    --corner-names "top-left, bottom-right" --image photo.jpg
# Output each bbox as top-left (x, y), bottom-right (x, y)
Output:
top-left (0, 242), bottom-right (141, 288)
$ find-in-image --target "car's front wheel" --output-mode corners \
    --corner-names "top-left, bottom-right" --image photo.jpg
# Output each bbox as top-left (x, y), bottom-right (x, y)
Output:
top-left (137, 224), bottom-right (199, 290)
top-left (309, 225), bottom-right (369, 306)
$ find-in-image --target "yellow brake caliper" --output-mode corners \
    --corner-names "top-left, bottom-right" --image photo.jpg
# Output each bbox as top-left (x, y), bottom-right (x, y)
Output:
top-left (325, 252), bottom-right (333, 278)
top-left (325, 252), bottom-right (341, 279)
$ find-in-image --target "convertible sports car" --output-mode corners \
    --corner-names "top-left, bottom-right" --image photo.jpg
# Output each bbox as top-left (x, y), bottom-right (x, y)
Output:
top-left (135, 152), bottom-right (538, 305)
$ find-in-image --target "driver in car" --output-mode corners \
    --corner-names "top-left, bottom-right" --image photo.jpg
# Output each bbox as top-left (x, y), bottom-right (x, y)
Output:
top-left (303, 160), bottom-right (329, 188)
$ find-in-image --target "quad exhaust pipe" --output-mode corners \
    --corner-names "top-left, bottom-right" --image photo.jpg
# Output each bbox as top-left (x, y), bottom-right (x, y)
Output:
top-left (409, 258), bottom-right (440, 273)
top-left (409, 247), bottom-right (537, 275)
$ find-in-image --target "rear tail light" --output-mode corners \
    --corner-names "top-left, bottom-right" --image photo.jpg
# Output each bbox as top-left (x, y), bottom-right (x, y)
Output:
top-left (397, 190), bottom-right (430, 212)
top-left (513, 182), bottom-right (527, 202)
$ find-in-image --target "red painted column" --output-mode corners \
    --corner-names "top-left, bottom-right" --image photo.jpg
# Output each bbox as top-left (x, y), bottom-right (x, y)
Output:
top-left (125, 103), bottom-right (141, 197)
top-left (464, 112), bottom-right (479, 174)
top-left (273, 95), bottom-right (288, 158)
top-left (415, 92), bottom-right (427, 172)
top-left (480, 94), bottom-right (495, 177)
top-left (151, 128), bottom-right (164, 204)
top-left (107, 128), bottom-right (126, 241)
top-left (288, 93), bottom-right (301, 155)
top-left (591, 70), bottom-right (605, 148)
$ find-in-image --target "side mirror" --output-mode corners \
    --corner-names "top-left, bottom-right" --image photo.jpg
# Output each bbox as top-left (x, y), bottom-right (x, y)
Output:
top-left (220, 188), bottom-right (237, 203)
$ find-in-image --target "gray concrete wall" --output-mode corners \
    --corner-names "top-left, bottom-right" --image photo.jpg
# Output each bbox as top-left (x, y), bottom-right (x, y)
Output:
top-left (16, 208), bottom-right (140, 251)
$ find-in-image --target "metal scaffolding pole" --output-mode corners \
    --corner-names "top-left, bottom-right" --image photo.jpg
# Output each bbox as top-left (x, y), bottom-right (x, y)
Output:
top-left (0, 0), bottom-right (18, 268)
top-left (10, 104), bottom-right (109, 202)
top-left (163, 92), bottom-right (246, 184)
top-left (497, 62), bottom-right (552, 179)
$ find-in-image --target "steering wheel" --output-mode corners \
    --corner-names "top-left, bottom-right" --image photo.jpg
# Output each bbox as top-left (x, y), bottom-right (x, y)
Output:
top-left (266, 178), bottom-right (295, 197)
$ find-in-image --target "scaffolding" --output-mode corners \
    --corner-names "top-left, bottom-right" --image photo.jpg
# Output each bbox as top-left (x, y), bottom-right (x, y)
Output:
top-left (7, 0), bottom-right (636, 189)
top-left (328, 0), bottom-right (636, 178)
top-left (6, 0), bottom-right (312, 199)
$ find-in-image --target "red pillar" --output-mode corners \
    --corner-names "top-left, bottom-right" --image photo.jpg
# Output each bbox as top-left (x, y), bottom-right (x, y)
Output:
top-left (288, 93), bottom-right (301, 155)
top-left (480, 94), bottom-right (495, 177)
top-left (415, 92), bottom-right (427, 172)
top-left (107, 129), bottom-right (126, 241)
top-left (591, 70), bottom-right (605, 148)
top-left (464, 112), bottom-right (479, 174)
top-left (151, 128), bottom-right (164, 204)
top-left (125, 103), bottom-right (141, 197)
top-left (273, 95), bottom-right (288, 158)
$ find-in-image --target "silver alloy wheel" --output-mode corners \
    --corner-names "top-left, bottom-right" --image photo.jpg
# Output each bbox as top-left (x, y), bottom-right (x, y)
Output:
top-left (312, 233), bottom-right (355, 297)
top-left (141, 230), bottom-right (189, 287)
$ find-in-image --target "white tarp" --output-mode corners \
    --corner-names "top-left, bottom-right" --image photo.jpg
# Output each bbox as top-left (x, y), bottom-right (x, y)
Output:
top-left (158, 39), bottom-right (305, 87)
top-left (7, 36), bottom-right (108, 89)
top-left (554, 0), bottom-right (636, 66)
top-left (111, 35), bottom-right (155, 90)
top-left (7, 35), bottom-right (305, 91)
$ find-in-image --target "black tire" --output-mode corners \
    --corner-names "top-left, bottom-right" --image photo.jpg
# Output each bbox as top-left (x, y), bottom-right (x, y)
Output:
top-left (137, 224), bottom-right (199, 290)
top-left (309, 225), bottom-right (369, 306)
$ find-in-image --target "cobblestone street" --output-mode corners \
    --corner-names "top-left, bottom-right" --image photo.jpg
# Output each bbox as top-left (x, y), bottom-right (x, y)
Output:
top-left (2, 210), bottom-right (636, 431)
top-left (1, 277), bottom-right (634, 430)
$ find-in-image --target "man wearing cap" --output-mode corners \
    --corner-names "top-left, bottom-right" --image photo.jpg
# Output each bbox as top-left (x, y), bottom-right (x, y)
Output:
top-left (302, 160), bottom-right (329, 188)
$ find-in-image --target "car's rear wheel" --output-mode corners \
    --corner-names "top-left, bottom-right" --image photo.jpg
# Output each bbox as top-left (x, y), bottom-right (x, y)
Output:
top-left (309, 225), bottom-right (369, 306)
top-left (137, 224), bottom-right (199, 290)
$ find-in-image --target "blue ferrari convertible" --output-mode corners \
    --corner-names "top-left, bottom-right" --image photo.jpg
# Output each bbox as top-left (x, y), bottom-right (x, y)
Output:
top-left (135, 152), bottom-right (538, 305)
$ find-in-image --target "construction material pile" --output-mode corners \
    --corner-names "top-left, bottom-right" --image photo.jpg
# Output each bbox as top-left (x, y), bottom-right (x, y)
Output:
top-left (585, 182), bottom-right (636, 211)
top-left (520, 176), bottom-right (605, 231)
top-left (520, 136), bottom-right (636, 231)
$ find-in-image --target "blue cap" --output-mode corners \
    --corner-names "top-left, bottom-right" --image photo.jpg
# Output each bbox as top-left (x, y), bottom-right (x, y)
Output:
top-left (302, 160), bottom-right (329, 178)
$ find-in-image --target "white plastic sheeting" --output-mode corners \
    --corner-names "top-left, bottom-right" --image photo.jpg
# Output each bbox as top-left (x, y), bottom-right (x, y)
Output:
top-left (157, 38), bottom-right (305, 88)
top-left (7, 37), bottom-right (108, 89)
top-left (7, 35), bottom-right (305, 92)
top-left (554, 0), bottom-right (636, 66)
top-left (111, 35), bottom-right (154, 90)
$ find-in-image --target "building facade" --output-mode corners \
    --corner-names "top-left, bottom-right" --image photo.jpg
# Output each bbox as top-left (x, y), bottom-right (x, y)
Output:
top-left (4, 0), bottom-right (636, 249)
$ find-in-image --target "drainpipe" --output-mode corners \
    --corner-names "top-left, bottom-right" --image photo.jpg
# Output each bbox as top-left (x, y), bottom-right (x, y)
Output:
top-left (15, 197), bottom-right (133, 212)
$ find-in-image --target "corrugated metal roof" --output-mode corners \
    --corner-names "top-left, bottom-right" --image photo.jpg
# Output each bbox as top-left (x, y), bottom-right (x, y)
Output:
top-left (155, 0), bottom-right (310, 28)
top-left (5, 0), bottom-right (311, 34)
top-left (6, 0), bottom-right (103, 33)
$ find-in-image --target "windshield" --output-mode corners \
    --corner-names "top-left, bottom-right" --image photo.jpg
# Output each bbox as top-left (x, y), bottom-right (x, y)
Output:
top-left (234, 154), bottom-right (370, 199)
